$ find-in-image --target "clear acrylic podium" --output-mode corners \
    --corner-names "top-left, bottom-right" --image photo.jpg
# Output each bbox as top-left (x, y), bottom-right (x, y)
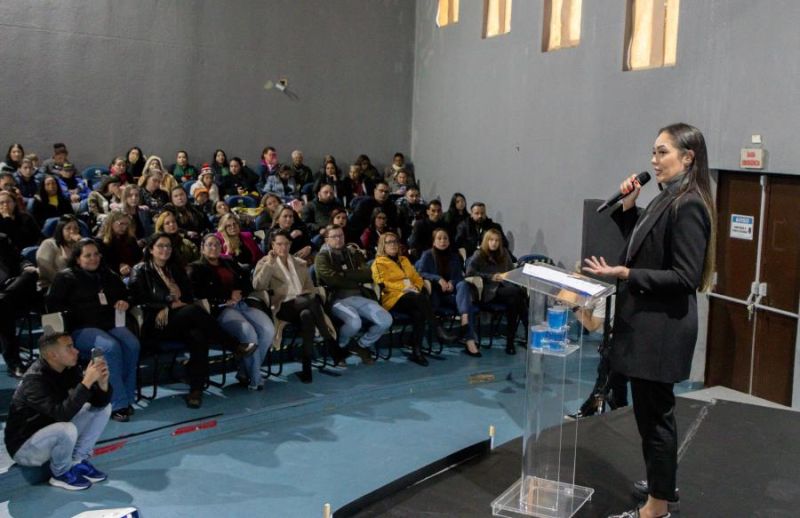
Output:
top-left (491, 263), bottom-right (615, 518)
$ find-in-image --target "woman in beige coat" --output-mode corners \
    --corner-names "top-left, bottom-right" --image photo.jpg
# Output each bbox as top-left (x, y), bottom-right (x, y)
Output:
top-left (252, 229), bottom-right (348, 383)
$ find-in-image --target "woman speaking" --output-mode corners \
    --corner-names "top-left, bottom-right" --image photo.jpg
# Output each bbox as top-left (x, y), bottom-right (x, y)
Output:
top-left (583, 123), bottom-right (715, 518)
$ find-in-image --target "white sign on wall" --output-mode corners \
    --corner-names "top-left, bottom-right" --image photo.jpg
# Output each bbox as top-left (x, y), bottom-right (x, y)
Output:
top-left (730, 214), bottom-right (754, 240)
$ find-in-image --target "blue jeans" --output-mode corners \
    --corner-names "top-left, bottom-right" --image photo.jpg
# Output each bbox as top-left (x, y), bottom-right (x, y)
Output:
top-left (13, 403), bottom-right (111, 477)
top-left (72, 327), bottom-right (140, 411)
top-left (330, 296), bottom-right (393, 348)
top-left (431, 281), bottom-right (478, 341)
top-left (218, 302), bottom-right (274, 387)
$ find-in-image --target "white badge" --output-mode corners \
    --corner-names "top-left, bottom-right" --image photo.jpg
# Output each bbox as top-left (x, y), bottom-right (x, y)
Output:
top-left (98, 292), bottom-right (108, 305)
top-left (115, 309), bottom-right (126, 328)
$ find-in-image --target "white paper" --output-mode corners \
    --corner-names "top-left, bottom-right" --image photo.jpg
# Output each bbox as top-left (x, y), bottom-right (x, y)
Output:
top-left (730, 214), bottom-right (754, 241)
top-left (522, 263), bottom-right (606, 296)
top-left (115, 309), bottom-right (126, 328)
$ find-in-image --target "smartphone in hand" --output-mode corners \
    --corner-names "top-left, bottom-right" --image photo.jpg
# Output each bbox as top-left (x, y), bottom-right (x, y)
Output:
top-left (91, 347), bottom-right (105, 364)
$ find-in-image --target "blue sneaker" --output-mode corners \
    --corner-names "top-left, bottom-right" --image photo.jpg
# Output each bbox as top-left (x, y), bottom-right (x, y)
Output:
top-left (49, 466), bottom-right (92, 490)
top-left (72, 459), bottom-right (107, 483)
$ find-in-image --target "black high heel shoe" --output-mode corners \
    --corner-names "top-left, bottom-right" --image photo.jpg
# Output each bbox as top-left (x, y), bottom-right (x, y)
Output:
top-left (464, 341), bottom-right (482, 357)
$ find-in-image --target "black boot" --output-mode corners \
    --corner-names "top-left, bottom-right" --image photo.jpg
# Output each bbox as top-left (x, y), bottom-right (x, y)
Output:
top-left (409, 345), bottom-right (429, 366)
top-left (297, 359), bottom-right (313, 383)
top-left (327, 339), bottom-right (348, 367)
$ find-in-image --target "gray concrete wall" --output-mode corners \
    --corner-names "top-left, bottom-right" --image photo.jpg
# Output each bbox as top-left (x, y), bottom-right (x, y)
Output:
top-left (411, 0), bottom-right (800, 382)
top-left (0, 0), bottom-right (416, 169)
top-left (412, 0), bottom-right (799, 263)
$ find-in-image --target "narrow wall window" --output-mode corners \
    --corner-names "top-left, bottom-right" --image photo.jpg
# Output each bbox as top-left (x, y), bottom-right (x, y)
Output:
top-left (624, 0), bottom-right (680, 70)
top-left (542, 0), bottom-right (582, 51)
top-left (482, 0), bottom-right (512, 38)
top-left (436, 0), bottom-right (460, 28)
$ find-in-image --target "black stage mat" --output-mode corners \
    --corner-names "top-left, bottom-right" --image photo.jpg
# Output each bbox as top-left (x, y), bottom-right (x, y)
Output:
top-left (342, 398), bottom-right (800, 517)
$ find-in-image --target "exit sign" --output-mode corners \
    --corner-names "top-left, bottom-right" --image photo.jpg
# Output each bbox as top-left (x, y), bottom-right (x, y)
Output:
top-left (740, 148), bottom-right (764, 169)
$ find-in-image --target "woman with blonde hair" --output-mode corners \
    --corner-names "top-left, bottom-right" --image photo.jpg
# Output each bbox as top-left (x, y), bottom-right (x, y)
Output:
top-left (371, 232), bottom-right (456, 366)
top-left (466, 227), bottom-right (527, 355)
top-left (215, 213), bottom-right (262, 271)
top-left (98, 211), bottom-right (142, 279)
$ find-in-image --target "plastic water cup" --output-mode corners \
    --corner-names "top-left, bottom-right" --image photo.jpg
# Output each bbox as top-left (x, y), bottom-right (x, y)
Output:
top-left (547, 305), bottom-right (569, 329)
top-left (530, 325), bottom-right (548, 349)
top-left (547, 325), bottom-right (568, 342)
top-left (547, 339), bottom-right (565, 351)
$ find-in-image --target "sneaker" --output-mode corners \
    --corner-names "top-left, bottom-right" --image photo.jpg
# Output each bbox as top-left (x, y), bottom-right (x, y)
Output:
top-left (72, 459), bottom-right (107, 483)
top-left (49, 466), bottom-right (92, 490)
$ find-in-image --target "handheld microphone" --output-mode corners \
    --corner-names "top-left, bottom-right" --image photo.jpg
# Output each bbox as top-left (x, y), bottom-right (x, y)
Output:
top-left (596, 171), bottom-right (651, 213)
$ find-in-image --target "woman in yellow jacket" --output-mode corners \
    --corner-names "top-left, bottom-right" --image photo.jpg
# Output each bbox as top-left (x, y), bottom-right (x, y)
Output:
top-left (371, 232), bottom-right (457, 366)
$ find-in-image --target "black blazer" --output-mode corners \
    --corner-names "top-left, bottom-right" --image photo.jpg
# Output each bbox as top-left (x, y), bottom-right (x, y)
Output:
top-left (187, 257), bottom-right (250, 317)
top-left (46, 266), bottom-right (130, 330)
top-left (129, 260), bottom-right (194, 335)
top-left (610, 187), bottom-right (710, 383)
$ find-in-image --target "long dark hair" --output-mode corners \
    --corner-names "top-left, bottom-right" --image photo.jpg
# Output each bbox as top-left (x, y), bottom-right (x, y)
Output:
top-left (4, 143), bottom-right (24, 170)
top-left (54, 214), bottom-right (80, 248)
top-left (38, 174), bottom-right (70, 205)
top-left (431, 228), bottom-right (452, 279)
top-left (658, 123), bottom-right (716, 291)
top-left (143, 231), bottom-right (177, 267)
top-left (67, 237), bottom-right (100, 269)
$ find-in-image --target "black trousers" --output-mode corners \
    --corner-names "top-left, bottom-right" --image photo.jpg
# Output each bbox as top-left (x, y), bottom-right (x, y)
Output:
top-left (159, 304), bottom-right (240, 390)
top-left (0, 270), bottom-right (38, 367)
top-left (493, 283), bottom-right (527, 342)
top-left (276, 294), bottom-right (335, 361)
top-left (392, 291), bottom-right (437, 349)
top-left (630, 376), bottom-right (677, 501)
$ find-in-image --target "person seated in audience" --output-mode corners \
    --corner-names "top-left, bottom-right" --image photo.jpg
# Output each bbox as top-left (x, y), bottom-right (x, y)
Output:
top-left (252, 229), bottom-right (348, 383)
top-left (139, 170), bottom-right (169, 214)
top-left (288, 150), bottom-right (314, 199)
top-left (96, 176), bottom-right (123, 210)
top-left (108, 156), bottom-right (130, 184)
top-left (211, 149), bottom-right (230, 185)
top-left (125, 146), bottom-right (145, 182)
top-left (24, 152), bottom-right (41, 173)
top-left (210, 200), bottom-right (231, 228)
top-left (15, 157), bottom-right (39, 201)
top-left (0, 232), bottom-right (39, 378)
top-left (221, 157), bottom-right (259, 199)
top-left (216, 213), bottom-right (262, 272)
top-left (32, 174), bottom-right (73, 227)
top-left (56, 163), bottom-right (90, 206)
top-left (455, 202), bottom-right (510, 256)
top-left (263, 164), bottom-right (300, 202)
top-left (0, 189), bottom-right (42, 250)
top-left (141, 156), bottom-right (166, 178)
top-left (360, 208), bottom-right (398, 259)
top-left (350, 180), bottom-right (398, 237)
top-left (5, 332), bottom-right (111, 491)
top-left (1, 143), bottom-right (24, 173)
top-left (46, 238), bottom-right (140, 422)
top-left (444, 192), bottom-right (468, 239)
top-left (356, 154), bottom-right (380, 184)
top-left (119, 184), bottom-right (150, 244)
top-left (154, 210), bottom-right (198, 266)
top-left (41, 143), bottom-right (71, 177)
top-left (312, 159), bottom-right (346, 202)
top-left (130, 232), bottom-right (256, 408)
top-left (396, 187), bottom-right (426, 242)
top-left (314, 154), bottom-right (341, 182)
top-left (191, 165), bottom-right (220, 203)
top-left (188, 234), bottom-right (274, 391)
top-left (192, 187), bottom-right (214, 217)
top-left (388, 169), bottom-right (414, 197)
top-left (169, 150), bottom-right (197, 182)
top-left (315, 224), bottom-right (392, 364)
top-left (416, 228), bottom-right (480, 356)
top-left (256, 193), bottom-right (283, 231)
top-left (330, 207), bottom-right (360, 246)
top-left (97, 211), bottom-right (142, 281)
top-left (371, 232), bottom-right (457, 366)
top-left (271, 206), bottom-right (312, 261)
top-left (344, 163), bottom-right (369, 203)
top-left (466, 228), bottom-right (527, 355)
top-left (384, 152), bottom-right (415, 183)
top-left (0, 172), bottom-right (19, 194)
top-left (408, 199), bottom-right (445, 260)
top-left (257, 146), bottom-right (280, 185)
top-left (164, 186), bottom-right (209, 241)
top-left (302, 184), bottom-right (343, 248)
top-left (36, 214), bottom-right (82, 289)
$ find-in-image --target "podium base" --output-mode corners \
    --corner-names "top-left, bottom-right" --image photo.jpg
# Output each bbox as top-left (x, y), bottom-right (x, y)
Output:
top-left (491, 477), bottom-right (594, 518)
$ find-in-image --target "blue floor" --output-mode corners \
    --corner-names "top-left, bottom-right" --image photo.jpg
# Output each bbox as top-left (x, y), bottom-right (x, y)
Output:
top-left (0, 330), bottom-right (694, 517)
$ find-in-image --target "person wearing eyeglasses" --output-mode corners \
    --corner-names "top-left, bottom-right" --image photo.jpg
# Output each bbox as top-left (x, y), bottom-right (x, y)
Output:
top-left (130, 232), bottom-right (257, 408)
top-left (371, 232), bottom-right (457, 366)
